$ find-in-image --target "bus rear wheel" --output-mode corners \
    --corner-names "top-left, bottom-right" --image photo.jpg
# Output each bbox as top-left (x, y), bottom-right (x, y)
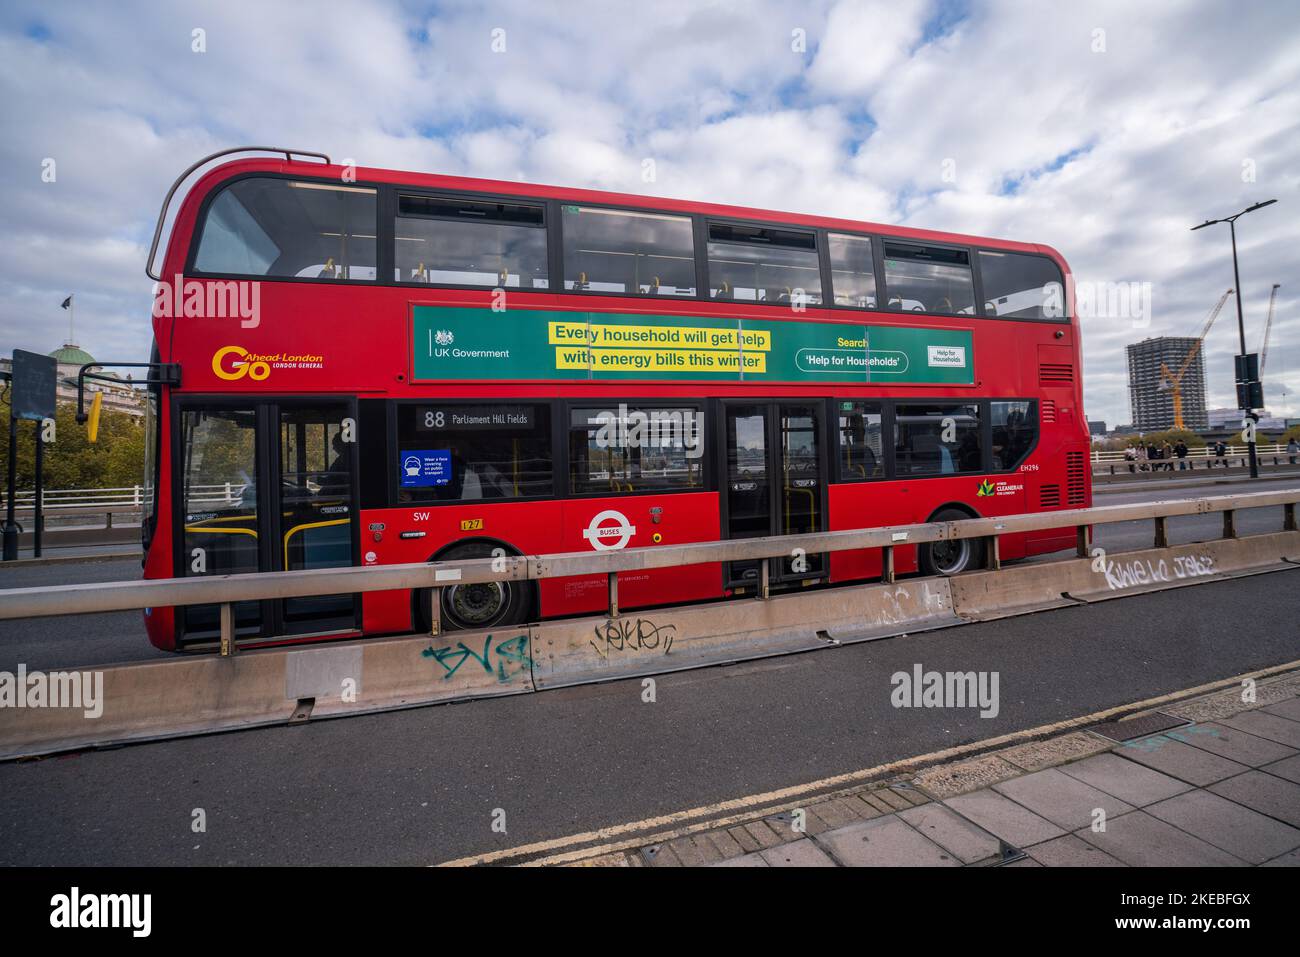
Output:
top-left (919, 508), bottom-right (984, 576)
top-left (414, 541), bottom-right (533, 632)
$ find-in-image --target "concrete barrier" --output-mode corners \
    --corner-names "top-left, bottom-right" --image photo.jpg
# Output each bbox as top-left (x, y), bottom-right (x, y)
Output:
top-left (950, 531), bottom-right (1300, 621)
top-left (10, 533), bottom-right (1294, 760)
top-left (0, 629), bottom-right (537, 760)
top-left (531, 576), bottom-right (960, 690)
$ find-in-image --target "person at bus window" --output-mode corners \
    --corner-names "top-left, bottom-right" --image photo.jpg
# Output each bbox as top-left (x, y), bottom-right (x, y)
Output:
top-left (317, 431), bottom-right (352, 498)
top-left (957, 431), bottom-right (981, 472)
top-left (990, 430), bottom-right (1007, 470)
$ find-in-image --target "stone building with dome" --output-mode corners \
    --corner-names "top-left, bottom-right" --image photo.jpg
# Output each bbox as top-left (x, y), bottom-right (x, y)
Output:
top-left (1, 341), bottom-right (145, 418)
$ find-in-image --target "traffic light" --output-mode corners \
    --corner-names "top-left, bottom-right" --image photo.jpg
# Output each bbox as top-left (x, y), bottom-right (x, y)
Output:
top-left (1234, 353), bottom-right (1264, 411)
top-left (1235, 380), bottom-right (1264, 411)
top-left (1235, 353), bottom-right (1260, 382)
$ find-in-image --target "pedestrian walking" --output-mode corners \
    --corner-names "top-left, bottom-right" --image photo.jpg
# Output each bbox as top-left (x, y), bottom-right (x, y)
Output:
top-left (1125, 445), bottom-right (1137, 473)
top-left (1288, 438), bottom-right (1298, 466)
top-left (1214, 440), bottom-right (1227, 467)
top-left (1175, 439), bottom-right (1188, 470)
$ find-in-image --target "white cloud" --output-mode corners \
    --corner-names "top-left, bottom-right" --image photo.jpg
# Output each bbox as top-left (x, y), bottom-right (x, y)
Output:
top-left (0, 0), bottom-right (1298, 428)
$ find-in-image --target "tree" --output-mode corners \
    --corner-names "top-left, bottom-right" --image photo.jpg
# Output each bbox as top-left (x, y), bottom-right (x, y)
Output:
top-left (0, 392), bottom-right (146, 492)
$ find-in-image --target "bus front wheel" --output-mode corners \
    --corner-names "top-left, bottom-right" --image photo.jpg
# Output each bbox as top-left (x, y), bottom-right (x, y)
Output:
top-left (919, 508), bottom-right (984, 576)
top-left (414, 540), bottom-right (533, 632)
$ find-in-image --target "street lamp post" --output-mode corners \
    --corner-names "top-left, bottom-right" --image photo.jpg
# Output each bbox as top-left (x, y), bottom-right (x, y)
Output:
top-left (1191, 199), bottom-right (1277, 479)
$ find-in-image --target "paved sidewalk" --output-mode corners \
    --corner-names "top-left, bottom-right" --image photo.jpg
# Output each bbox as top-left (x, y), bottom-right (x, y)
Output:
top-left (614, 671), bottom-right (1300, 867)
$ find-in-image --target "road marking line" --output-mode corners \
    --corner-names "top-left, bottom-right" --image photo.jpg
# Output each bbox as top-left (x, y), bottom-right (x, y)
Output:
top-left (434, 657), bottom-right (1300, 867)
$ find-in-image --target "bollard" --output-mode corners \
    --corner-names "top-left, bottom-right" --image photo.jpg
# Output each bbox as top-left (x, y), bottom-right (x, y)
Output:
top-left (759, 560), bottom-right (770, 599)
top-left (881, 545), bottom-right (895, 583)
top-left (1154, 516), bottom-right (1168, 549)
top-left (608, 572), bottom-right (619, 618)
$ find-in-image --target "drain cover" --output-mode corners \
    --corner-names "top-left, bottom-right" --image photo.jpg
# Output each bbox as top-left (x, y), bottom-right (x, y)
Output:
top-left (1088, 710), bottom-right (1190, 743)
top-left (638, 844), bottom-right (664, 866)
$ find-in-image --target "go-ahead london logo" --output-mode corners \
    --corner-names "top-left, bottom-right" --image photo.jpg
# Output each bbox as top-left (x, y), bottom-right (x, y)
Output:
top-left (582, 509), bottom-right (637, 551)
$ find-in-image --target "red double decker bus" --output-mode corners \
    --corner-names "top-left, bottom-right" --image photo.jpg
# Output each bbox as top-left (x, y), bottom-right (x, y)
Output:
top-left (137, 148), bottom-right (1088, 651)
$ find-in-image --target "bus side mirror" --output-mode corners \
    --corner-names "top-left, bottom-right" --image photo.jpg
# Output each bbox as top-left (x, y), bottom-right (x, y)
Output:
top-left (86, 391), bottom-right (103, 443)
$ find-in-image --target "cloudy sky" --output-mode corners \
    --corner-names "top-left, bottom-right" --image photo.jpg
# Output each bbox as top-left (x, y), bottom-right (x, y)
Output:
top-left (1, 0), bottom-right (1296, 427)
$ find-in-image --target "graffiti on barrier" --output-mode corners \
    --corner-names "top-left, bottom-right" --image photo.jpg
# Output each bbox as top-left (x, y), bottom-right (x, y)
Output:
top-left (422, 634), bottom-right (531, 684)
top-left (1103, 553), bottom-right (1215, 591)
top-left (877, 584), bottom-right (948, 625)
top-left (590, 617), bottom-right (677, 660)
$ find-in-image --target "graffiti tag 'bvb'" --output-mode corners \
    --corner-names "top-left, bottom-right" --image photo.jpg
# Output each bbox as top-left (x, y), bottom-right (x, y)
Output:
top-left (590, 618), bottom-right (676, 660)
top-left (422, 634), bottom-right (531, 684)
top-left (1103, 554), bottom-right (1215, 591)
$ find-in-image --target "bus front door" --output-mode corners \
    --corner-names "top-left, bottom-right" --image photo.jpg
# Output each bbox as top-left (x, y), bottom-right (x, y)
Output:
top-left (176, 400), bottom-right (359, 648)
top-left (722, 401), bottom-right (826, 591)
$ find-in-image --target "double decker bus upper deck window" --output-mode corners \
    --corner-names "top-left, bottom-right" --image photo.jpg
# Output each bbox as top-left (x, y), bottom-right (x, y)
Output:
top-left (396, 403), bottom-right (552, 502)
top-left (828, 234), bottom-right (878, 308)
top-left (562, 206), bottom-right (696, 296)
top-left (979, 251), bottom-right (1066, 319)
top-left (707, 223), bottom-right (822, 305)
top-left (894, 403), bottom-right (982, 475)
top-left (395, 195), bottom-right (548, 289)
top-left (194, 178), bottom-right (377, 280)
top-left (882, 242), bottom-right (974, 315)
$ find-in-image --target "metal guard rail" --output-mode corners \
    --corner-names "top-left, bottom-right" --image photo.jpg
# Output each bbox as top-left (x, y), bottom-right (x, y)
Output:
top-left (1, 489), bottom-right (1297, 654)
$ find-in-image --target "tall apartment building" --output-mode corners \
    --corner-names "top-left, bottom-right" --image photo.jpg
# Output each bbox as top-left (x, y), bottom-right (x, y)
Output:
top-left (1126, 337), bottom-right (1207, 431)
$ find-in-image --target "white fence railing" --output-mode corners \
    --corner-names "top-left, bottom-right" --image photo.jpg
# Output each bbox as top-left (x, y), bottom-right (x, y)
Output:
top-left (1, 484), bottom-right (245, 511)
top-left (1092, 443), bottom-right (1294, 464)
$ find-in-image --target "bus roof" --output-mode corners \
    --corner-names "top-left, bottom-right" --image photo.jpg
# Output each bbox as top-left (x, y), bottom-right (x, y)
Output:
top-left (178, 155), bottom-right (1066, 268)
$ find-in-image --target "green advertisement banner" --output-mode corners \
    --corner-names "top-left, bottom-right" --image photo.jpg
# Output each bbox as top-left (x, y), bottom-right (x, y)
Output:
top-left (412, 306), bottom-right (974, 384)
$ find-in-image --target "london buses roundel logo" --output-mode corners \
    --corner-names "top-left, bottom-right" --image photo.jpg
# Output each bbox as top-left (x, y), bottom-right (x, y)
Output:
top-left (582, 509), bottom-right (637, 551)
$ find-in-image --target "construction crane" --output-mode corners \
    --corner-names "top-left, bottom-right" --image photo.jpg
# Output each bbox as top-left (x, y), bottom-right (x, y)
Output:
top-left (1260, 283), bottom-right (1281, 373)
top-left (1158, 288), bottom-right (1233, 430)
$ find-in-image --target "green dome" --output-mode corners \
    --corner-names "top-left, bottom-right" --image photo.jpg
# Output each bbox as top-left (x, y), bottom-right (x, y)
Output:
top-left (49, 343), bottom-right (95, 366)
